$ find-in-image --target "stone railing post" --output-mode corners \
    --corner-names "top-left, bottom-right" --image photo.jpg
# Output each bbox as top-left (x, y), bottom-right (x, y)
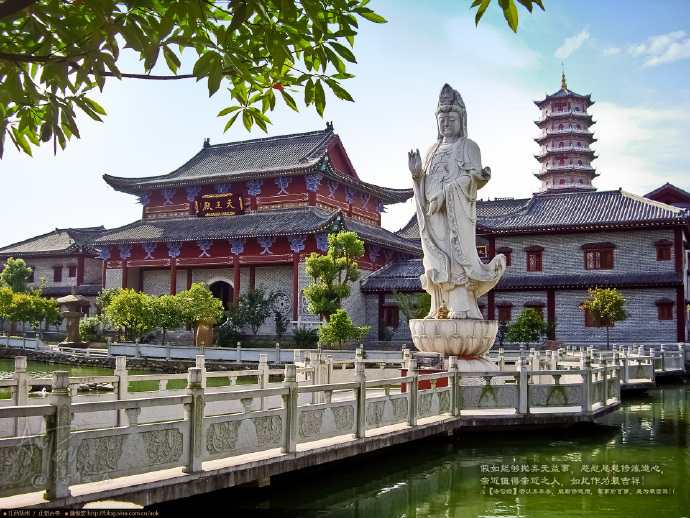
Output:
top-left (601, 359), bottom-right (608, 406)
top-left (134, 338), bottom-right (140, 358)
top-left (259, 354), bottom-right (269, 411)
top-left (354, 361), bottom-right (366, 439)
top-left (326, 356), bottom-right (333, 385)
top-left (659, 344), bottom-right (666, 372)
top-left (449, 356), bottom-right (460, 417)
top-left (282, 364), bottom-right (298, 454)
top-left (517, 357), bottom-right (528, 415)
top-left (115, 356), bottom-right (128, 427)
top-left (355, 347), bottom-right (363, 362)
top-left (166, 343), bottom-right (171, 361)
top-left (293, 348), bottom-right (301, 363)
top-left (236, 342), bottom-right (242, 364)
top-left (680, 344), bottom-right (686, 371)
top-left (195, 355), bottom-right (207, 388)
top-left (275, 342), bottom-right (281, 363)
top-left (649, 347), bottom-right (657, 375)
top-left (45, 371), bottom-right (72, 501)
top-left (621, 350), bottom-right (629, 384)
top-left (408, 359), bottom-right (418, 427)
top-left (402, 348), bottom-right (411, 370)
top-left (107, 337), bottom-right (112, 357)
top-left (183, 367), bottom-right (205, 474)
top-left (583, 359), bottom-right (593, 413)
top-left (498, 348), bottom-right (505, 372)
top-left (637, 345), bottom-right (645, 357)
top-left (12, 356), bottom-right (29, 436)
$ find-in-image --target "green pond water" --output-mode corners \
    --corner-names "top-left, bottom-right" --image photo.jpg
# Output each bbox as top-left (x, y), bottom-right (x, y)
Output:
top-left (0, 358), bottom-right (257, 398)
top-left (152, 380), bottom-right (690, 518)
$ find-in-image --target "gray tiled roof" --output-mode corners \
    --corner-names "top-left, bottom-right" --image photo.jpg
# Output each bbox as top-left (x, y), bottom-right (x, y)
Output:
top-left (478, 189), bottom-right (688, 233)
top-left (361, 259), bottom-right (683, 292)
top-left (361, 259), bottom-right (424, 292)
top-left (93, 207), bottom-right (339, 245)
top-left (344, 217), bottom-right (422, 255)
top-left (496, 272), bottom-right (683, 290)
top-left (0, 227), bottom-right (106, 256)
top-left (395, 215), bottom-right (420, 241)
top-left (42, 284), bottom-right (102, 297)
top-left (103, 128), bottom-right (412, 203)
top-left (395, 189), bottom-right (685, 238)
top-left (92, 207), bottom-right (423, 254)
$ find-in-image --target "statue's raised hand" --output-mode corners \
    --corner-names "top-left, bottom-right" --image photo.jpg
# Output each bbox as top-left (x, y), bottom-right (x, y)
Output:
top-left (408, 149), bottom-right (423, 178)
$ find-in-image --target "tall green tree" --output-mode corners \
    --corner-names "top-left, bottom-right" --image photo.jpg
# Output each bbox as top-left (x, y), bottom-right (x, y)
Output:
top-left (150, 294), bottom-right (186, 346)
top-left (0, 286), bottom-right (13, 334)
top-left (105, 288), bottom-right (155, 341)
top-left (178, 282), bottom-right (224, 330)
top-left (505, 307), bottom-right (547, 348)
top-left (579, 287), bottom-right (630, 349)
top-left (0, 257), bottom-right (32, 293)
top-left (392, 290), bottom-right (431, 322)
top-left (237, 287), bottom-right (277, 335)
top-left (303, 231), bottom-right (364, 320)
top-left (0, 0), bottom-right (387, 157)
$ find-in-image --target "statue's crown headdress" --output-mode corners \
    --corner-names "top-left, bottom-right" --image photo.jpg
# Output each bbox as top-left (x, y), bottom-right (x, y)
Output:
top-left (437, 84), bottom-right (465, 112)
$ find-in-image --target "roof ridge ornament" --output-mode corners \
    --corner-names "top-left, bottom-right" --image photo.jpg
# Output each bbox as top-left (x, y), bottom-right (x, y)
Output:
top-left (561, 69), bottom-right (567, 90)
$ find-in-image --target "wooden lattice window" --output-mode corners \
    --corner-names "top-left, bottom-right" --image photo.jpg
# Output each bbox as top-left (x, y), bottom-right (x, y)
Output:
top-left (582, 243), bottom-right (615, 270)
top-left (655, 240), bottom-right (672, 261)
top-left (656, 300), bottom-right (674, 321)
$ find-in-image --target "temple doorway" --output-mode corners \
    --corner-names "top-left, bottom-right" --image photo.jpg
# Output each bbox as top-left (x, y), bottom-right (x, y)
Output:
top-left (209, 281), bottom-right (233, 310)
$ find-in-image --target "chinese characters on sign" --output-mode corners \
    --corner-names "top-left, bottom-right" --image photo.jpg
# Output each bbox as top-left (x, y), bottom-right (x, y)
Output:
top-left (195, 193), bottom-right (244, 217)
top-left (478, 462), bottom-right (673, 497)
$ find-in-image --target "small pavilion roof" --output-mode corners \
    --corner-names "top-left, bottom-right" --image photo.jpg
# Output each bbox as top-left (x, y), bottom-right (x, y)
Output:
top-left (534, 87), bottom-right (594, 109)
top-left (0, 227), bottom-right (106, 257)
top-left (103, 127), bottom-right (412, 204)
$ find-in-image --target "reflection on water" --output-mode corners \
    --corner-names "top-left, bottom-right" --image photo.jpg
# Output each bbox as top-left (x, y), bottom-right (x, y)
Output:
top-left (152, 381), bottom-right (689, 517)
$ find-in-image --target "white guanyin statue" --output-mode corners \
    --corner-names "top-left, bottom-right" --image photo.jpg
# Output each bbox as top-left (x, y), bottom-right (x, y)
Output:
top-left (409, 84), bottom-right (506, 320)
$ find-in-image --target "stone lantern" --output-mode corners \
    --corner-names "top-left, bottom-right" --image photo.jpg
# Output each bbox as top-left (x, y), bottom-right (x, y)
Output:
top-left (56, 287), bottom-right (88, 348)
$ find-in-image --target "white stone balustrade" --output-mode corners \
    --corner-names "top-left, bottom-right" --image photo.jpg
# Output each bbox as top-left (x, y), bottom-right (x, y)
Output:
top-left (0, 354), bottom-right (626, 503)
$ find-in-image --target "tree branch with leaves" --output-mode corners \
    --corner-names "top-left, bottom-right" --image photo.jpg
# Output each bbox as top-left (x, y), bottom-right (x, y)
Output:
top-left (0, 0), bottom-right (386, 157)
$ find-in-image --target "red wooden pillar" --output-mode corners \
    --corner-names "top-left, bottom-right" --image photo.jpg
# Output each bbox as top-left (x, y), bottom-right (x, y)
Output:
top-left (674, 227), bottom-right (683, 273)
top-left (249, 266), bottom-right (256, 291)
top-left (121, 263), bottom-right (128, 289)
top-left (137, 269), bottom-right (144, 293)
top-left (547, 288), bottom-right (556, 323)
top-left (170, 259), bottom-right (177, 295)
top-left (186, 268), bottom-right (193, 290)
top-left (101, 261), bottom-right (106, 290)
top-left (487, 235), bottom-right (495, 259)
top-left (233, 256), bottom-right (241, 304)
top-left (487, 291), bottom-right (495, 320)
top-left (76, 254), bottom-right (85, 286)
top-left (293, 254), bottom-right (300, 321)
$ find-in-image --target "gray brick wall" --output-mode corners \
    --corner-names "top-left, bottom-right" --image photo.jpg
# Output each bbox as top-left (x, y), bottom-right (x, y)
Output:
top-left (497, 228), bottom-right (676, 279)
top-left (105, 269), bottom-right (122, 290)
top-left (552, 288), bottom-right (677, 343)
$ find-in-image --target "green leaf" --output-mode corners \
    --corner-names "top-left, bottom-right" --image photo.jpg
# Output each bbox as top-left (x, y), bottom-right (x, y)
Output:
top-left (207, 55), bottom-right (223, 96)
top-left (11, 126), bottom-right (32, 156)
top-left (314, 79), bottom-right (326, 117)
top-left (473, 0), bottom-right (491, 27)
top-left (498, 0), bottom-right (519, 32)
top-left (355, 8), bottom-right (387, 24)
top-left (242, 109), bottom-right (252, 131)
top-left (162, 46), bottom-right (181, 74)
top-left (193, 52), bottom-right (217, 80)
top-left (279, 89), bottom-right (299, 111)
top-left (325, 79), bottom-right (354, 102)
top-left (304, 78), bottom-right (315, 106)
top-left (329, 41), bottom-right (357, 63)
top-left (223, 111), bottom-right (241, 132)
top-left (218, 106), bottom-right (241, 117)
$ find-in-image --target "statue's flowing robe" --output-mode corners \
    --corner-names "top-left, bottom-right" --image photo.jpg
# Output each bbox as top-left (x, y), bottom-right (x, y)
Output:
top-left (412, 138), bottom-right (505, 305)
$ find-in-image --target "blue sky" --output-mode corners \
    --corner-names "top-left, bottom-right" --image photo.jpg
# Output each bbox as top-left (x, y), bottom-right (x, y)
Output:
top-left (1, 0), bottom-right (689, 248)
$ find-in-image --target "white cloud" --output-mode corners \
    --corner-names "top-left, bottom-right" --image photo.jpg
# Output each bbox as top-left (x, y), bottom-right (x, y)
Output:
top-left (628, 31), bottom-right (690, 66)
top-left (588, 102), bottom-right (690, 194)
top-left (554, 27), bottom-right (590, 59)
top-left (444, 16), bottom-right (539, 69)
top-left (603, 47), bottom-right (621, 56)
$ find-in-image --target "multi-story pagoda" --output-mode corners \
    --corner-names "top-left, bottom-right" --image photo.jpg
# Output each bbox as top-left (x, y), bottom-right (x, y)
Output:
top-left (95, 124), bottom-right (420, 328)
top-left (534, 73), bottom-right (598, 193)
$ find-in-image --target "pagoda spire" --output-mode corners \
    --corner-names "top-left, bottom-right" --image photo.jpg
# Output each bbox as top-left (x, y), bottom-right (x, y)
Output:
top-left (533, 76), bottom-right (597, 194)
